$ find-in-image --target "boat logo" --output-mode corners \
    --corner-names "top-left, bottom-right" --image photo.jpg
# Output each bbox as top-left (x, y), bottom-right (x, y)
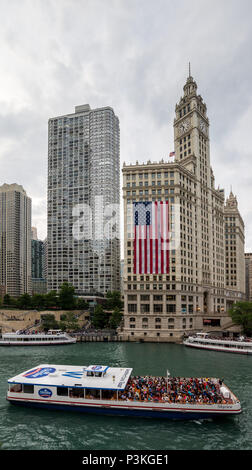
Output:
top-left (62, 371), bottom-right (84, 378)
top-left (91, 366), bottom-right (103, 371)
top-left (23, 367), bottom-right (56, 379)
top-left (38, 388), bottom-right (53, 398)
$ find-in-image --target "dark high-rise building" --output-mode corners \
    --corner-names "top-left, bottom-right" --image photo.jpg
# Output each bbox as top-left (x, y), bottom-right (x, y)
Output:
top-left (31, 239), bottom-right (44, 279)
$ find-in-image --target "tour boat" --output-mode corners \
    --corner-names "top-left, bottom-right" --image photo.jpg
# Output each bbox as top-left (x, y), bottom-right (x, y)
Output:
top-left (6, 363), bottom-right (241, 419)
top-left (0, 329), bottom-right (77, 346)
top-left (183, 332), bottom-right (252, 355)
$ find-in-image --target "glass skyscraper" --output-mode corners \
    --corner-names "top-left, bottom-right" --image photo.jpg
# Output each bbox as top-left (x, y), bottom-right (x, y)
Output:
top-left (47, 104), bottom-right (120, 295)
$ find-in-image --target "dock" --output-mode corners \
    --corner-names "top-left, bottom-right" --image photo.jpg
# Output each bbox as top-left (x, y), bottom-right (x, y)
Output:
top-left (74, 330), bottom-right (122, 342)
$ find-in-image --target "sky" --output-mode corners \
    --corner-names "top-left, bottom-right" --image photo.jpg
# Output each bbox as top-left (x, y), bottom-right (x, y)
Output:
top-left (0, 0), bottom-right (252, 250)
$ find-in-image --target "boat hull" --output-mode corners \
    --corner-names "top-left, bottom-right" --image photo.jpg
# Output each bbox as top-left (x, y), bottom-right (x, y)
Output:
top-left (184, 342), bottom-right (252, 355)
top-left (7, 398), bottom-right (241, 420)
top-left (0, 341), bottom-right (76, 346)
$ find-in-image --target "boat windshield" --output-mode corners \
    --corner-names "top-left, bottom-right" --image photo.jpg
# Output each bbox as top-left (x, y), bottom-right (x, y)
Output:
top-left (86, 371), bottom-right (103, 377)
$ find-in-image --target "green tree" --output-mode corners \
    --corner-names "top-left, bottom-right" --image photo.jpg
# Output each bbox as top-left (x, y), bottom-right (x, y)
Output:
top-left (76, 298), bottom-right (89, 309)
top-left (92, 304), bottom-right (108, 329)
top-left (229, 301), bottom-right (252, 336)
top-left (109, 307), bottom-right (123, 330)
top-left (3, 294), bottom-right (15, 306)
top-left (58, 283), bottom-right (76, 310)
top-left (31, 294), bottom-right (46, 310)
top-left (45, 290), bottom-right (58, 308)
top-left (59, 312), bottom-right (79, 331)
top-left (41, 314), bottom-right (59, 331)
top-left (16, 293), bottom-right (32, 309)
top-left (106, 291), bottom-right (123, 310)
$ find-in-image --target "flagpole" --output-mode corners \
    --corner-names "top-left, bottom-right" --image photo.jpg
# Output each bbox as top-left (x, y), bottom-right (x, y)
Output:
top-left (166, 369), bottom-right (170, 394)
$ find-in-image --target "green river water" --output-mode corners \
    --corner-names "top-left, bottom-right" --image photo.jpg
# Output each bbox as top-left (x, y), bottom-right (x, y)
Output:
top-left (0, 342), bottom-right (251, 450)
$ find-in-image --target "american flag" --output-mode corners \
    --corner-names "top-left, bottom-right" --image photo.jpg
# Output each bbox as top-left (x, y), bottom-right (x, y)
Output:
top-left (133, 201), bottom-right (170, 274)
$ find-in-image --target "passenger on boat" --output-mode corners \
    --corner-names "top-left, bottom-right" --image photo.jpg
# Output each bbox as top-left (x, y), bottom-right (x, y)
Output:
top-left (118, 376), bottom-right (232, 405)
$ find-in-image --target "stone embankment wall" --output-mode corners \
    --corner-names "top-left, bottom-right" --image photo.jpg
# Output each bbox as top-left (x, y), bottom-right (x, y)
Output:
top-left (0, 309), bottom-right (89, 333)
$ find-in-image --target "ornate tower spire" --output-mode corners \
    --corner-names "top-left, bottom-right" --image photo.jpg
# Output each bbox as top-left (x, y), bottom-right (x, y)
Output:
top-left (174, 70), bottom-right (209, 174)
top-left (226, 190), bottom-right (238, 209)
top-left (183, 71), bottom-right (197, 97)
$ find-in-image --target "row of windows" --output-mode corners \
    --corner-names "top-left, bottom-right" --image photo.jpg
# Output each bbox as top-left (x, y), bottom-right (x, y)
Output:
top-left (127, 180), bottom-right (175, 188)
top-left (126, 172), bottom-right (175, 180)
top-left (9, 384), bottom-right (112, 399)
top-left (127, 304), bottom-right (194, 313)
top-left (179, 105), bottom-right (190, 117)
top-left (127, 188), bottom-right (175, 196)
top-left (127, 294), bottom-right (194, 301)
top-left (129, 317), bottom-right (193, 323)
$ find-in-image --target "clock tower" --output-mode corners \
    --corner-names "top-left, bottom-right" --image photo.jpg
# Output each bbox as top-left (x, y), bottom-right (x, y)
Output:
top-left (174, 69), bottom-right (217, 306)
top-left (174, 70), bottom-right (210, 186)
top-left (121, 70), bottom-right (245, 342)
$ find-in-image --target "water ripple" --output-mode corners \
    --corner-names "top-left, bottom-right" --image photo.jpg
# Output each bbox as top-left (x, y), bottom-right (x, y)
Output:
top-left (0, 343), bottom-right (251, 450)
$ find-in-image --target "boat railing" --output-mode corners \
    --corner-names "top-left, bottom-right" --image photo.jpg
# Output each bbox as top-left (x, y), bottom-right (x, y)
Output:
top-left (187, 335), bottom-right (252, 344)
top-left (9, 386), bottom-right (235, 406)
top-left (5, 330), bottom-right (67, 336)
top-left (117, 395), bottom-right (234, 405)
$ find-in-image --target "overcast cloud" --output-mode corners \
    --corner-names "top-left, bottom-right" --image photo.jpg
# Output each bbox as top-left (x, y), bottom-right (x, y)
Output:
top-left (0, 0), bottom-right (252, 251)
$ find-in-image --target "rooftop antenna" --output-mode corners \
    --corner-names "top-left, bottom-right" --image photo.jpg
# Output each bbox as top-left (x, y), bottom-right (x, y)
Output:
top-left (189, 61), bottom-right (191, 77)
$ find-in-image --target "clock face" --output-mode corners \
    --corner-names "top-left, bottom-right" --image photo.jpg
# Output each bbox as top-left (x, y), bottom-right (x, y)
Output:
top-left (179, 119), bottom-right (190, 135)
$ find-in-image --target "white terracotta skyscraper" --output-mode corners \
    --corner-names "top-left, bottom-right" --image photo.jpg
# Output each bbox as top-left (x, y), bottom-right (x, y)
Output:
top-left (121, 73), bottom-right (245, 341)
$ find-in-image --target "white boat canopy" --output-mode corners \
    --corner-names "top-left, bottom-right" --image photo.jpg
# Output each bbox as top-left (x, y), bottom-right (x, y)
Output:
top-left (8, 364), bottom-right (133, 391)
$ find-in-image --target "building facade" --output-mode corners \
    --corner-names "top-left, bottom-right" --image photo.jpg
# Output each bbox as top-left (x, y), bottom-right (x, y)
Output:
top-left (121, 74), bottom-right (245, 341)
top-left (47, 104), bottom-right (120, 296)
top-left (0, 183), bottom-right (32, 297)
top-left (31, 227), bottom-right (38, 240)
top-left (31, 239), bottom-right (44, 279)
top-left (245, 253), bottom-right (252, 302)
top-left (31, 229), bottom-right (47, 295)
top-left (0, 284), bottom-right (6, 300)
top-left (224, 192), bottom-right (245, 298)
top-left (31, 278), bottom-right (47, 295)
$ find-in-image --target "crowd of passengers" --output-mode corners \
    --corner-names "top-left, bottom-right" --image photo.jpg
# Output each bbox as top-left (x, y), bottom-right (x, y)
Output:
top-left (118, 376), bottom-right (232, 405)
top-left (192, 335), bottom-right (251, 342)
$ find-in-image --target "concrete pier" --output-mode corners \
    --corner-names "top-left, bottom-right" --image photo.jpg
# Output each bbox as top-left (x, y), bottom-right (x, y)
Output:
top-left (76, 333), bottom-right (122, 342)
